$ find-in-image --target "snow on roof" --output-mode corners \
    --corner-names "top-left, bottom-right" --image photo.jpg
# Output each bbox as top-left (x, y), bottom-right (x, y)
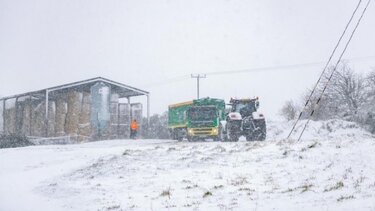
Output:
top-left (0, 77), bottom-right (149, 100)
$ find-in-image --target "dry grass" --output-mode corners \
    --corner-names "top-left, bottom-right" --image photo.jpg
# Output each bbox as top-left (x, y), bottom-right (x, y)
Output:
top-left (203, 191), bottom-right (212, 198)
top-left (324, 181), bottom-right (344, 192)
top-left (160, 187), bottom-right (171, 199)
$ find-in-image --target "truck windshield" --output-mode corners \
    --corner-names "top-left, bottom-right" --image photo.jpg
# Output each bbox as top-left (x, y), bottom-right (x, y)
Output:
top-left (188, 107), bottom-right (217, 121)
top-left (233, 102), bottom-right (256, 115)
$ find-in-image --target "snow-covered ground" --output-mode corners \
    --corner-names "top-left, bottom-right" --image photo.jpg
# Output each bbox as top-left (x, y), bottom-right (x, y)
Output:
top-left (1, 120), bottom-right (375, 211)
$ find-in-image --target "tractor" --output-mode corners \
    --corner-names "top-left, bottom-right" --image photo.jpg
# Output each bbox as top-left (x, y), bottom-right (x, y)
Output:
top-left (222, 98), bottom-right (266, 141)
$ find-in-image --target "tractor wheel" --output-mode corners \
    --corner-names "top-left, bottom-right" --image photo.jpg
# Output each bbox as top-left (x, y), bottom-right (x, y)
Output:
top-left (228, 132), bottom-right (238, 142)
top-left (224, 124), bottom-right (236, 142)
top-left (258, 130), bottom-right (266, 141)
top-left (232, 135), bottom-right (239, 142)
top-left (254, 120), bottom-right (267, 141)
top-left (246, 135), bottom-right (254, 142)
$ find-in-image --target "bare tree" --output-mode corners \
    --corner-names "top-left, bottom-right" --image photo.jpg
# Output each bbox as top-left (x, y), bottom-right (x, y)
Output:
top-left (292, 62), bottom-right (367, 122)
top-left (300, 86), bottom-right (340, 121)
top-left (360, 69), bottom-right (375, 133)
top-left (325, 63), bottom-right (367, 121)
top-left (279, 100), bottom-right (298, 121)
top-left (141, 112), bottom-right (169, 139)
top-left (365, 69), bottom-right (375, 99)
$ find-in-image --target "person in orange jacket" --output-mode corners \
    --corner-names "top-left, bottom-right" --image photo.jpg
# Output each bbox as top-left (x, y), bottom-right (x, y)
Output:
top-left (130, 119), bottom-right (138, 139)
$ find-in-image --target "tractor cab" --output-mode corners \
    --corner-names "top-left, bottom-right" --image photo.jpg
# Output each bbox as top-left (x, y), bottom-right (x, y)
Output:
top-left (224, 97), bottom-right (266, 141)
top-left (230, 98), bottom-right (259, 118)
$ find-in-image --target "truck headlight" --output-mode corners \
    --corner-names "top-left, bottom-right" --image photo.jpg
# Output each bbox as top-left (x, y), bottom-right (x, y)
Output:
top-left (188, 129), bottom-right (194, 135)
top-left (212, 128), bottom-right (218, 134)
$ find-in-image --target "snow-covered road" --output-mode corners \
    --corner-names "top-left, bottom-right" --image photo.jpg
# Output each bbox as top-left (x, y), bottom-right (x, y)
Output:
top-left (1, 120), bottom-right (375, 210)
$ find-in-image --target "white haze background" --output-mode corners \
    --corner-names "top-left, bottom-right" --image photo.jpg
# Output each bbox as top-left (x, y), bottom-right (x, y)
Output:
top-left (0, 0), bottom-right (374, 118)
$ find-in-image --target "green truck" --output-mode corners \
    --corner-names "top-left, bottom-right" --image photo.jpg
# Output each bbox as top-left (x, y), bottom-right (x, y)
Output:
top-left (168, 97), bottom-right (226, 141)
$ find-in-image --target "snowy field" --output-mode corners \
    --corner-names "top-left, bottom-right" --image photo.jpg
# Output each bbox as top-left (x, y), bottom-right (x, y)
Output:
top-left (1, 120), bottom-right (375, 211)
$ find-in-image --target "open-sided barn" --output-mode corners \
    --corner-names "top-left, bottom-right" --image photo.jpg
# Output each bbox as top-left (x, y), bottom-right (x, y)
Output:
top-left (0, 77), bottom-right (149, 142)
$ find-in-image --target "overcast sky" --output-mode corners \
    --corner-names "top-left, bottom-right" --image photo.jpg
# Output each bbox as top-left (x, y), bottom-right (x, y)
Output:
top-left (0, 0), bottom-right (374, 119)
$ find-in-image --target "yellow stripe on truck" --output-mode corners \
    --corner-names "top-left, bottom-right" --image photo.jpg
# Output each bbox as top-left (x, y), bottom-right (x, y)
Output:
top-left (168, 124), bottom-right (187, 129)
top-left (168, 101), bottom-right (194, 108)
top-left (188, 127), bottom-right (219, 136)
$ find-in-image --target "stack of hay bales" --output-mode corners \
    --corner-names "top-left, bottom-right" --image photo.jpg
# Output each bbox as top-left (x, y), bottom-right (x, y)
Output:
top-left (78, 92), bottom-right (91, 141)
top-left (16, 98), bottom-right (54, 137)
top-left (47, 102), bottom-right (55, 136)
top-left (21, 99), bottom-right (32, 136)
top-left (4, 106), bottom-right (16, 134)
top-left (0, 104), bottom-right (3, 133)
top-left (31, 100), bottom-right (47, 137)
top-left (55, 97), bottom-right (67, 136)
top-left (54, 91), bottom-right (92, 141)
top-left (65, 91), bottom-right (82, 137)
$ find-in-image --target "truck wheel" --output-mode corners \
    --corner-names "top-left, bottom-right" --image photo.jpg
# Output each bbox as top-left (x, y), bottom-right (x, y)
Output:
top-left (173, 129), bottom-right (181, 140)
top-left (221, 133), bottom-right (228, 142)
top-left (227, 128), bottom-right (238, 142)
top-left (257, 131), bottom-right (266, 141)
top-left (246, 135), bottom-right (254, 141)
top-left (229, 133), bottom-right (238, 142)
top-left (187, 136), bottom-right (193, 142)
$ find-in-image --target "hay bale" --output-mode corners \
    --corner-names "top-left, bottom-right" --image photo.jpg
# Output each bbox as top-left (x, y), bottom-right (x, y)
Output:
top-left (30, 100), bottom-right (46, 137)
top-left (21, 100), bottom-right (32, 136)
top-left (65, 91), bottom-right (82, 136)
top-left (4, 99), bottom-right (16, 134)
top-left (78, 92), bottom-right (91, 141)
top-left (55, 97), bottom-right (67, 136)
top-left (47, 101), bottom-right (56, 136)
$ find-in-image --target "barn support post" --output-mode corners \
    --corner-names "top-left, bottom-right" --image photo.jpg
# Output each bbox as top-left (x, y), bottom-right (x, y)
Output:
top-left (29, 95), bottom-right (32, 136)
top-left (117, 103), bottom-right (120, 139)
top-left (45, 90), bottom-right (49, 137)
top-left (127, 97), bottom-right (131, 138)
top-left (78, 91), bottom-right (85, 140)
top-left (146, 94), bottom-right (150, 130)
top-left (15, 97), bottom-right (19, 134)
top-left (2, 99), bottom-right (5, 134)
top-left (146, 94), bottom-right (150, 128)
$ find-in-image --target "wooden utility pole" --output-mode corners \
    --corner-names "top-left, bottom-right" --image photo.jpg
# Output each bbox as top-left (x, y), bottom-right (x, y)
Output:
top-left (191, 74), bottom-right (206, 99)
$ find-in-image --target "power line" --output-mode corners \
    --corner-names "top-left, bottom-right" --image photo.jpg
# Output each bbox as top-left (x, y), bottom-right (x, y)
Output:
top-left (286, 0), bottom-right (364, 139)
top-left (203, 61), bottom-right (323, 76)
top-left (142, 74), bottom-right (190, 88)
top-left (142, 55), bottom-right (375, 88)
top-left (296, 0), bottom-right (372, 142)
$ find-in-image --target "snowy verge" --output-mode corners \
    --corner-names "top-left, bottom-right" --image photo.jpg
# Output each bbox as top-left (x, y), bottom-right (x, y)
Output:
top-left (0, 121), bottom-right (374, 210)
top-left (267, 119), bottom-right (374, 141)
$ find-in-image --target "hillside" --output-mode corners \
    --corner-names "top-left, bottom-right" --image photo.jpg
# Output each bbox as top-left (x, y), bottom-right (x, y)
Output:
top-left (0, 120), bottom-right (374, 210)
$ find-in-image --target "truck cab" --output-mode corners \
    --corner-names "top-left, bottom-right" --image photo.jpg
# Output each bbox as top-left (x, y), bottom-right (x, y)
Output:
top-left (168, 97), bottom-right (225, 141)
top-left (186, 105), bottom-right (220, 141)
